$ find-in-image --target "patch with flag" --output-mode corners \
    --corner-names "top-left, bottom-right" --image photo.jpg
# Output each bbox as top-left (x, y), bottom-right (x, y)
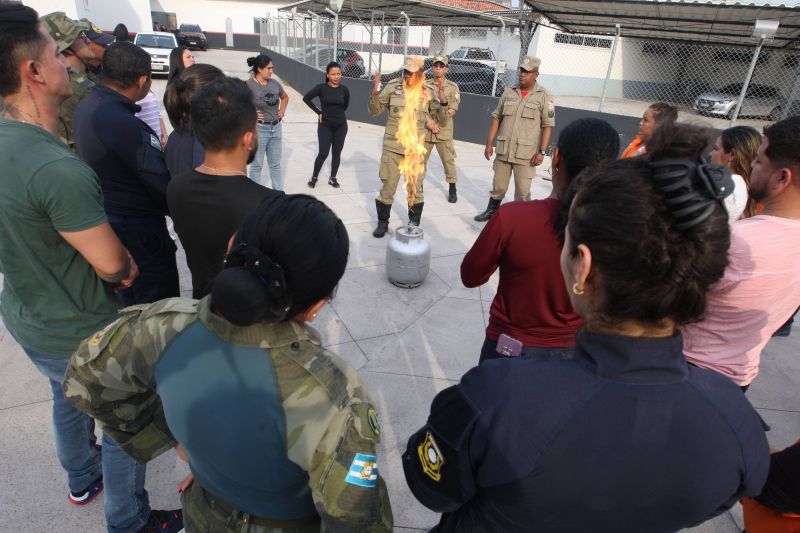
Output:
top-left (344, 453), bottom-right (378, 488)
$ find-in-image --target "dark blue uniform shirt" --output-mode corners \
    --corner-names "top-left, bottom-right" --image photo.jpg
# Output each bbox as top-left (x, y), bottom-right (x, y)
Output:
top-left (404, 331), bottom-right (770, 533)
top-left (73, 84), bottom-right (170, 218)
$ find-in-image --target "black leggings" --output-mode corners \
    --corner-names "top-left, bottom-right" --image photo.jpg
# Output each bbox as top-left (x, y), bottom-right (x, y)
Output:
top-left (313, 122), bottom-right (348, 178)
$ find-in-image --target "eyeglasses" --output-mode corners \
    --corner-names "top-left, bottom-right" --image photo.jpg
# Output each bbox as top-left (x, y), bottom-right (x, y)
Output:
top-left (433, 63), bottom-right (447, 68)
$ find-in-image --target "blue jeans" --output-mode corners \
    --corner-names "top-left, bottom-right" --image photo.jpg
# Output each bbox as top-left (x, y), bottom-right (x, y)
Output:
top-left (478, 336), bottom-right (575, 364)
top-left (22, 347), bottom-right (150, 533)
top-left (108, 215), bottom-right (180, 307)
top-left (249, 121), bottom-right (283, 190)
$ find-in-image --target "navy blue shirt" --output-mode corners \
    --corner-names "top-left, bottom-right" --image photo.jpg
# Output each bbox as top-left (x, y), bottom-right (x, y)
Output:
top-left (73, 84), bottom-right (170, 218)
top-left (404, 331), bottom-right (770, 533)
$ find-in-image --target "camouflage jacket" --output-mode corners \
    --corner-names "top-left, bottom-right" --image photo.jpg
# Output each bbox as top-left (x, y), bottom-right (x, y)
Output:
top-left (63, 297), bottom-right (393, 530)
top-left (59, 69), bottom-right (95, 150)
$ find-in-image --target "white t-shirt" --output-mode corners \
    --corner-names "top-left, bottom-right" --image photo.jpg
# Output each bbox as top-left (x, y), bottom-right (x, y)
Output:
top-left (135, 90), bottom-right (162, 138)
top-left (723, 173), bottom-right (748, 223)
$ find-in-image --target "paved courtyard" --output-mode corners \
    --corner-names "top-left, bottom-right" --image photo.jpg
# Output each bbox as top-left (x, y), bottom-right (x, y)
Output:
top-left (0, 49), bottom-right (797, 532)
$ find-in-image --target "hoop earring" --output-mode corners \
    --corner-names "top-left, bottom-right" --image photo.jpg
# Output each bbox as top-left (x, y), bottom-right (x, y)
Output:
top-left (572, 283), bottom-right (584, 296)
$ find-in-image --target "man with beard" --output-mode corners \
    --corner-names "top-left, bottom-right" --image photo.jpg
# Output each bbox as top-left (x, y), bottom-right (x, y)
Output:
top-left (682, 116), bottom-right (800, 390)
top-left (167, 76), bottom-right (283, 298)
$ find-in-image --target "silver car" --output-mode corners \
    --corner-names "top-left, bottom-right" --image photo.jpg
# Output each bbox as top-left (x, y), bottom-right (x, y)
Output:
top-left (693, 83), bottom-right (784, 120)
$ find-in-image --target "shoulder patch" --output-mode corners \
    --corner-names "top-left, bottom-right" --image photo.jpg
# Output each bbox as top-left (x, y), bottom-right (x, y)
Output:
top-left (149, 133), bottom-right (162, 151)
top-left (88, 317), bottom-right (123, 346)
top-left (418, 431), bottom-right (444, 482)
top-left (344, 453), bottom-right (378, 487)
top-left (368, 408), bottom-right (380, 437)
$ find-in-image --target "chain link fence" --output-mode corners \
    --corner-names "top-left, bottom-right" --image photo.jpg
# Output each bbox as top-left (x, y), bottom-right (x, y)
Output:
top-left (259, 13), bottom-right (800, 128)
top-left (259, 12), bottom-right (518, 98)
top-left (536, 25), bottom-right (800, 128)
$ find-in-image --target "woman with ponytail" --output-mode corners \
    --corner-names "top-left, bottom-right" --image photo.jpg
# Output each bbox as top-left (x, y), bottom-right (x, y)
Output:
top-left (163, 63), bottom-right (224, 177)
top-left (64, 194), bottom-right (394, 532)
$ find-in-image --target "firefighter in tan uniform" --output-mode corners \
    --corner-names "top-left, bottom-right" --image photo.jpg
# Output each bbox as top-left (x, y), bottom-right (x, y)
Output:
top-left (475, 56), bottom-right (554, 222)
top-left (368, 56), bottom-right (436, 238)
top-left (423, 54), bottom-right (461, 203)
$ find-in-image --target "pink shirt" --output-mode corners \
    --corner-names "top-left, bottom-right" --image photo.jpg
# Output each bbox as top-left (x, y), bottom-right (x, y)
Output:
top-left (682, 215), bottom-right (800, 385)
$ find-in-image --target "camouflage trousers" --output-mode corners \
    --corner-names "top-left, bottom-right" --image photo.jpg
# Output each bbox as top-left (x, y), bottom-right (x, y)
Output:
top-left (181, 481), bottom-right (321, 533)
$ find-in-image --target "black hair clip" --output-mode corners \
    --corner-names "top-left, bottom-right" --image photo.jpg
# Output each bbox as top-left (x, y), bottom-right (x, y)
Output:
top-left (650, 160), bottom-right (734, 230)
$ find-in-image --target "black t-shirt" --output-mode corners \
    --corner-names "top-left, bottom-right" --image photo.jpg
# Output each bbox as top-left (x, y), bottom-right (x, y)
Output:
top-left (165, 127), bottom-right (205, 179)
top-left (302, 83), bottom-right (350, 128)
top-left (166, 169), bottom-right (282, 298)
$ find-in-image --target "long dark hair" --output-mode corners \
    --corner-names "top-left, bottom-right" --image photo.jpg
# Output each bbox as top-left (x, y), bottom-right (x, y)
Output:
top-left (246, 53), bottom-right (272, 75)
top-left (168, 46), bottom-right (189, 81)
top-left (719, 126), bottom-right (761, 217)
top-left (112, 23), bottom-right (130, 42)
top-left (564, 124), bottom-right (731, 326)
top-left (211, 194), bottom-right (349, 326)
top-left (164, 63), bottom-right (224, 130)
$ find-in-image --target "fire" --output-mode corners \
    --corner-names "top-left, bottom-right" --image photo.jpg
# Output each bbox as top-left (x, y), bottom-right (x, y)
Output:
top-left (396, 57), bottom-right (429, 208)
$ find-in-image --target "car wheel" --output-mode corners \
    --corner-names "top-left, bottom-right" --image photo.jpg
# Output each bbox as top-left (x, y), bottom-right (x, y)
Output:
top-left (768, 106), bottom-right (782, 121)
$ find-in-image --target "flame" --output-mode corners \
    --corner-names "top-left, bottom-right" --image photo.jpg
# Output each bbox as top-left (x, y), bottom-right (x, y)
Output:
top-left (395, 57), bottom-right (429, 208)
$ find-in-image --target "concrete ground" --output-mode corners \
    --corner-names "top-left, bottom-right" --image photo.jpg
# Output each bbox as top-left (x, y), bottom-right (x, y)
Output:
top-left (0, 49), bottom-right (797, 532)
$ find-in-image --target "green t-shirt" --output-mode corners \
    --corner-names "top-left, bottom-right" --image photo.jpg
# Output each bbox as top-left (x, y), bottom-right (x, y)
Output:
top-left (0, 118), bottom-right (120, 356)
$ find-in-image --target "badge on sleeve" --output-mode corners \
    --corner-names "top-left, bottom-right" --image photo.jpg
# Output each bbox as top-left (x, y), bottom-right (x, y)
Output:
top-left (149, 133), bottom-right (162, 151)
top-left (344, 453), bottom-right (378, 488)
top-left (89, 318), bottom-right (122, 346)
top-left (547, 99), bottom-right (555, 118)
top-left (418, 431), bottom-right (444, 482)
top-left (368, 409), bottom-right (381, 437)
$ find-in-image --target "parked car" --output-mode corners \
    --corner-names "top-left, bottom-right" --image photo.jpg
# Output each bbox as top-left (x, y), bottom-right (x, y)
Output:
top-left (134, 31), bottom-right (178, 76)
top-left (176, 23), bottom-right (208, 50)
top-left (693, 83), bottom-right (784, 120)
top-left (449, 47), bottom-right (507, 71)
top-left (378, 58), bottom-right (505, 97)
top-left (295, 45), bottom-right (365, 78)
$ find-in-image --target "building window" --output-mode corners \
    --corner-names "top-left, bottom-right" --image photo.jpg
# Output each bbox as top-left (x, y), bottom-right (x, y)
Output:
top-left (554, 32), bottom-right (611, 49)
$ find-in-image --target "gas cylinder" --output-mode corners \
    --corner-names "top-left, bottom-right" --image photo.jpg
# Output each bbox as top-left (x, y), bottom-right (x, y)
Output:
top-left (386, 224), bottom-right (431, 288)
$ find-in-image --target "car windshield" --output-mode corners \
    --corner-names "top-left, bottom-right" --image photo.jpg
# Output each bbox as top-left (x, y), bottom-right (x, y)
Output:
top-left (450, 50), bottom-right (465, 58)
top-left (467, 50), bottom-right (492, 60)
top-left (136, 35), bottom-right (175, 49)
top-left (180, 24), bottom-right (202, 32)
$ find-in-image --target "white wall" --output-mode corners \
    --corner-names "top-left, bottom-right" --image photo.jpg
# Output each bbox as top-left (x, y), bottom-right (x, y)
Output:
top-left (28, 0), bottom-right (153, 33)
top-left (150, 0), bottom-right (283, 34)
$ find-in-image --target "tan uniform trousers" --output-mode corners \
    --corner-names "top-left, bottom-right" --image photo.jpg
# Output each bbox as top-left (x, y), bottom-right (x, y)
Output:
top-left (491, 159), bottom-right (533, 201)
top-left (377, 150), bottom-right (425, 206)
top-left (423, 140), bottom-right (457, 184)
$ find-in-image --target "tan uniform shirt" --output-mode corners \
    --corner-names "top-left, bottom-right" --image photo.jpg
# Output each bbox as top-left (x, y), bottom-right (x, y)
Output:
top-left (423, 78), bottom-right (460, 143)
top-left (368, 78), bottom-right (430, 155)
top-left (491, 83), bottom-right (554, 165)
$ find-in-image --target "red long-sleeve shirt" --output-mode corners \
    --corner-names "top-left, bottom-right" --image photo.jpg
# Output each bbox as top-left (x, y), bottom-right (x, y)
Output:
top-left (461, 199), bottom-right (583, 347)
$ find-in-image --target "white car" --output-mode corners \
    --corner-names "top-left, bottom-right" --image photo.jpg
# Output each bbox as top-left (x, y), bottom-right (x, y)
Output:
top-left (134, 31), bottom-right (178, 75)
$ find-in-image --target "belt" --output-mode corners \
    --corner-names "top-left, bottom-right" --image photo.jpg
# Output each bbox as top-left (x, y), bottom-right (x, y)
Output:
top-left (203, 488), bottom-right (319, 528)
top-left (258, 119), bottom-right (281, 125)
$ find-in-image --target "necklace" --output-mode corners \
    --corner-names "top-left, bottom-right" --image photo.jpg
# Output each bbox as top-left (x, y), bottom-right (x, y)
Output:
top-left (199, 163), bottom-right (247, 176)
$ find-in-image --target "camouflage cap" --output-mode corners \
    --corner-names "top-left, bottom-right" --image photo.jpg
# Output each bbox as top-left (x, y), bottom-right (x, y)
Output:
top-left (432, 54), bottom-right (449, 66)
top-left (402, 55), bottom-right (423, 73)
top-left (40, 12), bottom-right (90, 53)
top-left (519, 55), bottom-right (541, 72)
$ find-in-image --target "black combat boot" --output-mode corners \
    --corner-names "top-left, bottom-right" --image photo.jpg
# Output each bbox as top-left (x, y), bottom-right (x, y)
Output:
top-left (474, 198), bottom-right (501, 222)
top-left (373, 200), bottom-right (391, 238)
top-left (448, 183), bottom-right (457, 203)
top-left (408, 202), bottom-right (424, 226)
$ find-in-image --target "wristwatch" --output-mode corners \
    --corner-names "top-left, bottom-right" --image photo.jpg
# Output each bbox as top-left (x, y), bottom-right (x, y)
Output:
top-left (538, 150), bottom-right (546, 156)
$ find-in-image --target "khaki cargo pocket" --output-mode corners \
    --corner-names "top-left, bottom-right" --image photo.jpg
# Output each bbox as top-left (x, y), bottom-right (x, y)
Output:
top-left (496, 135), bottom-right (509, 157)
top-left (502, 100), bottom-right (518, 116)
top-left (515, 138), bottom-right (536, 160)
top-left (522, 101), bottom-right (541, 119)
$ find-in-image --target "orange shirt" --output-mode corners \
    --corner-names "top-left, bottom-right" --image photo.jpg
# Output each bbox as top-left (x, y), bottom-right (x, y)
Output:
top-left (621, 135), bottom-right (647, 159)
